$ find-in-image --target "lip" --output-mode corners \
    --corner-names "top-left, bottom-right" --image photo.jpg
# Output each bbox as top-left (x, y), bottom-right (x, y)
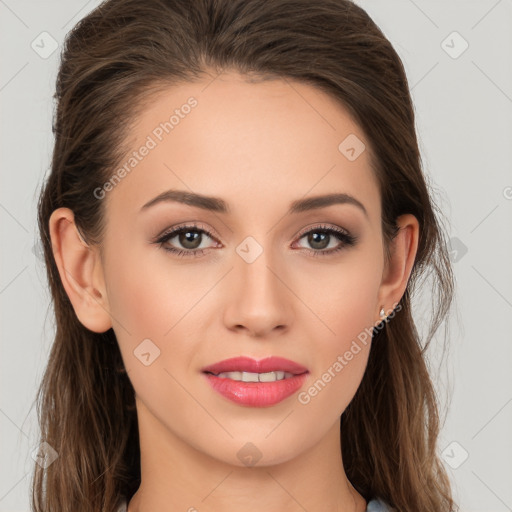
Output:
top-left (201, 356), bottom-right (309, 407)
top-left (203, 372), bottom-right (308, 407)
top-left (201, 356), bottom-right (309, 375)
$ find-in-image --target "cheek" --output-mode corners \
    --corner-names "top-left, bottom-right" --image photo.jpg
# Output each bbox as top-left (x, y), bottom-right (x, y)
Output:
top-left (104, 242), bottom-right (201, 337)
top-left (104, 254), bottom-right (196, 407)
top-left (103, 245), bottom-right (213, 381)
top-left (303, 251), bottom-right (381, 343)
top-left (106, 267), bottom-right (167, 338)
top-left (297, 251), bottom-right (381, 400)
top-left (298, 282), bottom-right (375, 417)
top-left (326, 272), bottom-right (378, 341)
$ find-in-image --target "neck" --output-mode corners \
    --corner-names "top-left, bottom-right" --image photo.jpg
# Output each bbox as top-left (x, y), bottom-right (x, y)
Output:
top-left (127, 399), bottom-right (367, 512)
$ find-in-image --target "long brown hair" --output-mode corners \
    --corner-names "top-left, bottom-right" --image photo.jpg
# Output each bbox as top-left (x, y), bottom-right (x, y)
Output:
top-left (33, 0), bottom-right (457, 510)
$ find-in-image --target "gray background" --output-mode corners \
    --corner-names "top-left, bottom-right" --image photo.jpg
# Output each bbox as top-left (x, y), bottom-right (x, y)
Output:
top-left (1, 0), bottom-right (511, 510)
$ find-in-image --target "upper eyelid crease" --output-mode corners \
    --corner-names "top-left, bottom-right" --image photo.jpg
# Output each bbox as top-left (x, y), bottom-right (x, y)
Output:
top-left (140, 190), bottom-right (368, 219)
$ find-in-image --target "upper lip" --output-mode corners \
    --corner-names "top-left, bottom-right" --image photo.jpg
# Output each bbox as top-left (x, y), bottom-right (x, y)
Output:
top-left (201, 356), bottom-right (309, 375)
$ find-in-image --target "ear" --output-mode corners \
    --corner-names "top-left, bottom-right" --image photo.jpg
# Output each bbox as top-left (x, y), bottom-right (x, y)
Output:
top-left (48, 207), bottom-right (112, 333)
top-left (375, 213), bottom-right (420, 324)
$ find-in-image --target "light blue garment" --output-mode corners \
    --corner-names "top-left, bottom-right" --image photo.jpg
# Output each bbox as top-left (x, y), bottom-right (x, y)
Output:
top-left (366, 497), bottom-right (393, 511)
top-left (117, 496), bottom-right (393, 511)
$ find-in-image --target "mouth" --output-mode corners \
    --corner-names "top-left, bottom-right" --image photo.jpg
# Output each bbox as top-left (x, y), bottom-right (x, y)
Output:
top-left (200, 356), bottom-right (309, 407)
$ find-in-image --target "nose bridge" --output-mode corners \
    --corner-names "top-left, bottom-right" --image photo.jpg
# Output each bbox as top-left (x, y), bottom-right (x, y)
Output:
top-left (224, 235), bottom-right (292, 334)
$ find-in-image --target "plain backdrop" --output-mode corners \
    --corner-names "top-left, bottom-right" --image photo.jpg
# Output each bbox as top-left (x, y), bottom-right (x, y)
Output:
top-left (1, 1), bottom-right (511, 511)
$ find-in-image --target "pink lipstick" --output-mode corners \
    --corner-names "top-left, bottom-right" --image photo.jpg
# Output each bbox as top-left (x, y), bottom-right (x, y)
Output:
top-left (201, 356), bottom-right (309, 407)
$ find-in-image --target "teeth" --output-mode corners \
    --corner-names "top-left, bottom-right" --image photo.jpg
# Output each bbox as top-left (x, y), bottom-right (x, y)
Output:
top-left (214, 371), bottom-right (295, 382)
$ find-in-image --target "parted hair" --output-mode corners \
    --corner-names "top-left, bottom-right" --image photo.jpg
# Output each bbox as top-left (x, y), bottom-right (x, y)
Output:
top-left (33, 1), bottom-right (456, 511)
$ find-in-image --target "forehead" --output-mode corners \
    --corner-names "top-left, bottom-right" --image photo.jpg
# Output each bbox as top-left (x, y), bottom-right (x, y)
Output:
top-left (103, 71), bottom-right (381, 225)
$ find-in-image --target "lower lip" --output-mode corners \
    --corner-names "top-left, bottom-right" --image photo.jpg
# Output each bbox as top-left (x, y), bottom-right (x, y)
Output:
top-left (202, 372), bottom-right (309, 407)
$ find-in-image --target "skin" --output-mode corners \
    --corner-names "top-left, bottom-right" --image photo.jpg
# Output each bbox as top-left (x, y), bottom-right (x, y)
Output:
top-left (49, 70), bottom-right (419, 512)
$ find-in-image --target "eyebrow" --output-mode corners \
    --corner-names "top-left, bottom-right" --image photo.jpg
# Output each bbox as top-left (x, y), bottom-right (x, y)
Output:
top-left (140, 189), bottom-right (368, 218)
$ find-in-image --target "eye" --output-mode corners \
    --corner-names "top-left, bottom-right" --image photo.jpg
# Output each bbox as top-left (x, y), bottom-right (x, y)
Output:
top-left (154, 222), bottom-right (219, 258)
top-left (293, 224), bottom-right (358, 257)
top-left (153, 222), bottom-right (358, 258)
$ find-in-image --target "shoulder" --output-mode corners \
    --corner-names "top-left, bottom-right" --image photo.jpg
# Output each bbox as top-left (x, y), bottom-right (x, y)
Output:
top-left (366, 498), bottom-right (395, 511)
top-left (116, 496), bottom-right (394, 511)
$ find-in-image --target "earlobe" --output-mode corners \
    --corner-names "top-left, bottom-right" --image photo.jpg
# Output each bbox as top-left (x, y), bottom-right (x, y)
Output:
top-left (48, 207), bottom-right (112, 333)
top-left (376, 214), bottom-right (420, 321)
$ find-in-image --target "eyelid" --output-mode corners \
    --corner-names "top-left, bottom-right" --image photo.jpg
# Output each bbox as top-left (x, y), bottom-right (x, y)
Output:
top-left (290, 223), bottom-right (357, 255)
top-left (154, 221), bottom-right (357, 257)
top-left (155, 221), bottom-right (352, 240)
top-left (154, 221), bottom-right (220, 244)
top-left (294, 222), bottom-right (351, 240)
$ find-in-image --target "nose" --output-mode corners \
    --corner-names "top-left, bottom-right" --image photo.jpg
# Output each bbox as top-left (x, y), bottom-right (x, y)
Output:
top-left (222, 245), bottom-right (293, 338)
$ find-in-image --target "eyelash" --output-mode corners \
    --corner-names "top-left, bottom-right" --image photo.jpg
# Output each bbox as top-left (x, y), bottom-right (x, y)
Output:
top-left (154, 222), bottom-right (358, 259)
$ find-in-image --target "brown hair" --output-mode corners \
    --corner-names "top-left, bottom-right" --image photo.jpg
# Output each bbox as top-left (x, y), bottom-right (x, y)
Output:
top-left (33, 0), bottom-right (457, 510)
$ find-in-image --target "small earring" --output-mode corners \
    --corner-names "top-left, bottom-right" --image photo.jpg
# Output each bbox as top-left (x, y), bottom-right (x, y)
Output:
top-left (379, 307), bottom-right (386, 319)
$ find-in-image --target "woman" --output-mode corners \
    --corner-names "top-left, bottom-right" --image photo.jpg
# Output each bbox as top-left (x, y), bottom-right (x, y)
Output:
top-left (33, 0), bottom-right (457, 511)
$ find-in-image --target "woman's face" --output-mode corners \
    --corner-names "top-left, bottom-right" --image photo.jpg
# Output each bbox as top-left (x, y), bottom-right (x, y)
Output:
top-left (89, 71), bottom-right (390, 465)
